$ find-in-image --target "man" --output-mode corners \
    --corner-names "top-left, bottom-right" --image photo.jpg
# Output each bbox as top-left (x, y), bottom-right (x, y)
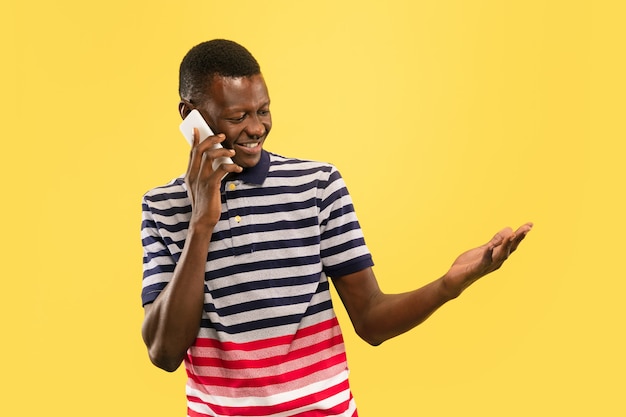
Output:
top-left (141, 39), bottom-right (532, 416)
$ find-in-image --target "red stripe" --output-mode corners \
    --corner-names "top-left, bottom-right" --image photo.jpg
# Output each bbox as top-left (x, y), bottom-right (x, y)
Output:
top-left (188, 352), bottom-right (347, 389)
top-left (187, 408), bottom-right (206, 417)
top-left (289, 395), bottom-right (356, 417)
top-left (189, 334), bottom-right (344, 370)
top-left (193, 317), bottom-right (339, 351)
top-left (187, 375), bottom-right (352, 416)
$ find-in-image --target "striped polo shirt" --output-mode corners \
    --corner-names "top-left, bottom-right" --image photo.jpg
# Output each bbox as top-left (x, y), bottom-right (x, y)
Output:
top-left (141, 150), bottom-right (373, 416)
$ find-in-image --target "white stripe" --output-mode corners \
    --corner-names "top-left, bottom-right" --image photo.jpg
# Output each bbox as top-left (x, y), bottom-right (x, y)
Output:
top-left (195, 307), bottom-right (337, 343)
top-left (186, 369), bottom-right (352, 413)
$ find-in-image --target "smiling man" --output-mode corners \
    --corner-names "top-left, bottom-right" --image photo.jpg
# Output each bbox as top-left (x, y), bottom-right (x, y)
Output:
top-left (181, 74), bottom-right (271, 168)
top-left (140, 39), bottom-right (532, 417)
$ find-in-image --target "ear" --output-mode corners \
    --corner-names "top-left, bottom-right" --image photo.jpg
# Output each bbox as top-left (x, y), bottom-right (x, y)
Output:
top-left (179, 100), bottom-right (193, 120)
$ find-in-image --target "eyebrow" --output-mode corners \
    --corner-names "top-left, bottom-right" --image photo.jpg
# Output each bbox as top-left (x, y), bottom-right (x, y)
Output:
top-left (223, 100), bottom-right (271, 113)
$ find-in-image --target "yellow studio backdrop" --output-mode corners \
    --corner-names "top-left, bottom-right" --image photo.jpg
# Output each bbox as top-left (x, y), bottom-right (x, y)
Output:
top-left (1, 1), bottom-right (624, 416)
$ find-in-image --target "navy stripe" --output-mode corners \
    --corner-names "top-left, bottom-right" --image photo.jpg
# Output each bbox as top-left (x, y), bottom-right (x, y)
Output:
top-left (210, 217), bottom-right (319, 244)
top-left (207, 273), bottom-right (325, 299)
top-left (269, 158), bottom-right (332, 169)
top-left (141, 235), bottom-right (163, 247)
top-left (324, 255), bottom-right (374, 278)
top-left (245, 197), bottom-right (318, 215)
top-left (322, 239), bottom-right (369, 262)
top-left (225, 179), bottom-right (324, 199)
top-left (328, 204), bottom-right (355, 221)
top-left (322, 220), bottom-right (362, 240)
top-left (200, 299), bottom-right (334, 334)
top-left (144, 190), bottom-right (188, 202)
top-left (153, 219), bottom-right (190, 234)
top-left (141, 218), bottom-right (157, 230)
top-left (204, 280), bottom-right (329, 316)
top-left (206, 257), bottom-right (322, 288)
top-left (141, 282), bottom-right (168, 303)
top-left (143, 263), bottom-right (175, 278)
top-left (319, 188), bottom-right (349, 213)
top-left (206, 235), bottom-right (321, 262)
top-left (148, 205), bottom-right (192, 217)
top-left (143, 248), bottom-right (172, 262)
top-left (230, 217), bottom-right (319, 237)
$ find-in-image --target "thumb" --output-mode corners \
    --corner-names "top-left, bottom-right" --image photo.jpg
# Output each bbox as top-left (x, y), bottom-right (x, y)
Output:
top-left (487, 227), bottom-right (513, 250)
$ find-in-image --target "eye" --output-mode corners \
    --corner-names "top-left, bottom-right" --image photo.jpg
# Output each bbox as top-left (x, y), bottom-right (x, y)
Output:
top-left (227, 114), bottom-right (247, 123)
top-left (258, 109), bottom-right (270, 117)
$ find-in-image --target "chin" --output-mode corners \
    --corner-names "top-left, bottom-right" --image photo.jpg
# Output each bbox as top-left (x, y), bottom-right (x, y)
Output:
top-left (237, 156), bottom-right (261, 169)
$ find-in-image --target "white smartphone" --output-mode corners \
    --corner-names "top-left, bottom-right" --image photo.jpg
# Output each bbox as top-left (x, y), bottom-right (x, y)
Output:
top-left (179, 109), bottom-right (234, 172)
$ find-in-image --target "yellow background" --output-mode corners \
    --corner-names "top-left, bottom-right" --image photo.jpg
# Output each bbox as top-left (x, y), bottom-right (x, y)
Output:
top-left (2, 1), bottom-right (624, 415)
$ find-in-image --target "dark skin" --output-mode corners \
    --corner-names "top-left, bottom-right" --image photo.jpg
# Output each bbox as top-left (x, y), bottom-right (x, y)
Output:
top-left (141, 73), bottom-right (533, 371)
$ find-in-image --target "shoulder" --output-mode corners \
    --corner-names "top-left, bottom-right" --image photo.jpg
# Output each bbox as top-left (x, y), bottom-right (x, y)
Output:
top-left (142, 175), bottom-right (188, 206)
top-left (266, 152), bottom-right (341, 180)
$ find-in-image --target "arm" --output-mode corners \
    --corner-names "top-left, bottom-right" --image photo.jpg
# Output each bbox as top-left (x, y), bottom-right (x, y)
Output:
top-left (141, 130), bottom-right (241, 372)
top-left (331, 223), bottom-right (533, 346)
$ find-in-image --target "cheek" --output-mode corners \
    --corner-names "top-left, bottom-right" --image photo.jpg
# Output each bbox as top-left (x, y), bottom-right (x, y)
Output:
top-left (219, 128), bottom-right (242, 149)
top-left (222, 138), bottom-right (237, 150)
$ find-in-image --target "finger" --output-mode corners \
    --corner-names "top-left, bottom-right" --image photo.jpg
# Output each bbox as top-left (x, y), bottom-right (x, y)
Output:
top-left (192, 127), bottom-right (200, 146)
top-left (214, 156), bottom-right (242, 174)
top-left (186, 128), bottom-right (203, 176)
top-left (190, 133), bottom-right (226, 178)
top-left (203, 153), bottom-right (241, 181)
top-left (488, 227), bottom-right (520, 265)
top-left (481, 243), bottom-right (495, 267)
top-left (195, 133), bottom-right (230, 160)
top-left (198, 149), bottom-right (241, 184)
top-left (207, 146), bottom-right (236, 166)
top-left (487, 227), bottom-right (512, 251)
top-left (204, 144), bottom-right (236, 174)
top-left (197, 151), bottom-right (211, 181)
top-left (510, 222), bottom-right (533, 253)
top-left (516, 222), bottom-right (534, 236)
top-left (504, 233), bottom-right (516, 256)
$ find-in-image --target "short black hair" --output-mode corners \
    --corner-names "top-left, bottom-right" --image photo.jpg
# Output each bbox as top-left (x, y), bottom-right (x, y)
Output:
top-left (179, 39), bottom-right (261, 103)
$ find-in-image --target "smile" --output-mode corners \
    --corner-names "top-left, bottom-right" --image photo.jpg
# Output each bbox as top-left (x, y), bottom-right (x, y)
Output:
top-left (241, 142), bottom-right (260, 148)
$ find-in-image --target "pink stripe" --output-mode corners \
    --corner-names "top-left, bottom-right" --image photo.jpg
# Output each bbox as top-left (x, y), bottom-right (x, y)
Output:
top-left (193, 317), bottom-right (340, 351)
top-left (187, 376), bottom-right (352, 416)
top-left (189, 321), bottom-right (342, 369)
top-left (186, 361), bottom-right (349, 398)
top-left (188, 351), bottom-right (347, 389)
top-left (184, 316), bottom-right (352, 402)
top-left (189, 333), bottom-right (344, 370)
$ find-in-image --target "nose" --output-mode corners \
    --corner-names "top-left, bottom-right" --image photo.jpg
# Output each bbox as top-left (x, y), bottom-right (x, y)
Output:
top-left (245, 115), bottom-right (265, 138)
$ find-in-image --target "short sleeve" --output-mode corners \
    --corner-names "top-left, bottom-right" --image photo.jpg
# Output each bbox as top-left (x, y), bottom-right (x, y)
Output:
top-left (318, 167), bottom-right (373, 278)
top-left (140, 196), bottom-right (176, 306)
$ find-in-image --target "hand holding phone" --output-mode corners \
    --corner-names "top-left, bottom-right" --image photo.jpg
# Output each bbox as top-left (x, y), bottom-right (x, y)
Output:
top-left (179, 109), bottom-right (234, 172)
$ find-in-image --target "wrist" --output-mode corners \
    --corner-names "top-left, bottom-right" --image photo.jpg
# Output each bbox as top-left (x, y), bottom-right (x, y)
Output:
top-left (438, 275), bottom-right (464, 301)
top-left (187, 222), bottom-right (215, 243)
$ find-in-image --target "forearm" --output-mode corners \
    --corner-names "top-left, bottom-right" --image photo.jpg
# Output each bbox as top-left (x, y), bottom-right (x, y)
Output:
top-left (356, 277), bottom-right (455, 346)
top-left (338, 224), bottom-right (532, 346)
top-left (142, 227), bottom-right (211, 371)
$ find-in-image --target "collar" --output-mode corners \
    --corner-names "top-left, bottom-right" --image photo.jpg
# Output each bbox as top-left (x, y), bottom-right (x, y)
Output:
top-left (182, 150), bottom-right (270, 194)
top-left (226, 149), bottom-right (270, 186)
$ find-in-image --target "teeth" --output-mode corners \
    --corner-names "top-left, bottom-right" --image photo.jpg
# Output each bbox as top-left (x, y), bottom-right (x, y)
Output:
top-left (242, 142), bottom-right (259, 148)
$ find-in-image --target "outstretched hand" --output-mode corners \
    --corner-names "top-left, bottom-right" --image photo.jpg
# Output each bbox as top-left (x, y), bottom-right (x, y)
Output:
top-left (441, 223), bottom-right (533, 299)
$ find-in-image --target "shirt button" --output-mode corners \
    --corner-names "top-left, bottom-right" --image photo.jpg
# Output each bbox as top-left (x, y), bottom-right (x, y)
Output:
top-left (228, 183), bottom-right (236, 191)
top-left (235, 215), bottom-right (242, 223)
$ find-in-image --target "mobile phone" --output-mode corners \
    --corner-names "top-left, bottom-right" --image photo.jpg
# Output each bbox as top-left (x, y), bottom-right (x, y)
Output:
top-left (179, 109), bottom-right (234, 172)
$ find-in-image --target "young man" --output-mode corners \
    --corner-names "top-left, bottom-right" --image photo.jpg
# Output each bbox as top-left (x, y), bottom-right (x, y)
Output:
top-left (141, 39), bottom-right (532, 416)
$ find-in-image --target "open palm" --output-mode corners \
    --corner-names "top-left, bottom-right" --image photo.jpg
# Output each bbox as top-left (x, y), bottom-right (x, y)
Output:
top-left (443, 223), bottom-right (533, 298)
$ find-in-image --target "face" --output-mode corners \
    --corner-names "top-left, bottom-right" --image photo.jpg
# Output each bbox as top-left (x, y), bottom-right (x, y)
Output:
top-left (185, 74), bottom-right (272, 169)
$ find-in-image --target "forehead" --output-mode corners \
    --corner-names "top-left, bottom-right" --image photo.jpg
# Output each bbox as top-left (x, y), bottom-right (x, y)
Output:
top-left (205, 74), bottom-right (269, 110)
